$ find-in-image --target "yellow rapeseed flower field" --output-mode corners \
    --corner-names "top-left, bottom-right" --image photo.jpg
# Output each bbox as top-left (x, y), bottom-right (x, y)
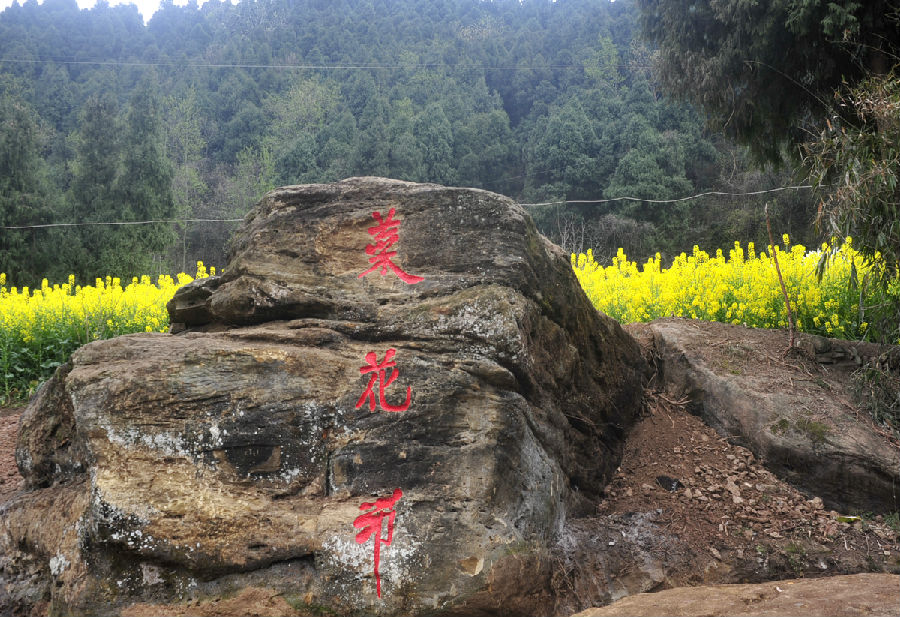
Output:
top-left (0, 262), bottom-right (215, 401)
top-left (572, 237), bottom-right (900, 342)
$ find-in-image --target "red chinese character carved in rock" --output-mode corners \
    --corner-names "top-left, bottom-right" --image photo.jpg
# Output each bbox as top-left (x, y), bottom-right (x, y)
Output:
top-left (355, 348), bottom-right (412, 413)
top-left (353, 488), bottom-right (403, 598)
top-left (358, 208), bottom-right (424, 284)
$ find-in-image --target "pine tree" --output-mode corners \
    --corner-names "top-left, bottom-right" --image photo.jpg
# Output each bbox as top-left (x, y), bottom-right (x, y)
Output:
top-left (113, 73), bottom-right (178, 276)
top-left (69, 92), bottom-right (121, 280)
top-left (0, 88), bottom-right (53, 285)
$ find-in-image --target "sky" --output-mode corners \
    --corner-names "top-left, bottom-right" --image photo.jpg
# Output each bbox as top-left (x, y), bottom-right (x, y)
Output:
top-left (0, 0), bottom-right (207, 23)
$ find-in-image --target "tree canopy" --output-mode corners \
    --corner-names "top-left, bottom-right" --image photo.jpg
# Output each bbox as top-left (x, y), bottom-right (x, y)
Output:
top-left (637, 0), bottom-right (900, 163)
top-left (0, 0), bottom-right (817, 283)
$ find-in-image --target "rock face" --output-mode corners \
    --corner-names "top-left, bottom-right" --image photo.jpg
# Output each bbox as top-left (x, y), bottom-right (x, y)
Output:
top-left (0, 178), bottom-right (645, 616)
top-left (572, 573), bottom-right (900, 617)
top-left (648, 318), bottom-right (900, 514)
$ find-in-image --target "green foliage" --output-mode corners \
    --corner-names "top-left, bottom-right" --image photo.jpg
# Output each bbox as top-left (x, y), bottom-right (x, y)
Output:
top-left (69, 92), bottom-right (123, 279)
top-left (165, 86), bottom-right (208, 225)
top-left (637, 0), bottom-right (899, 163)
top-left (0, 84), bottom-right (55, 284)
top-left (794, 417), bottom-right (830, 446)
top-left (0, 0), bottom-right (821, 276)
top-left (804, 72), bottom-right (900, 343)
top-left (885, 511), bottom-right (900, 535)
top-left (114, 74), bottom-right (179, 274)
top-left (68, 79), bottom-right (177, 281)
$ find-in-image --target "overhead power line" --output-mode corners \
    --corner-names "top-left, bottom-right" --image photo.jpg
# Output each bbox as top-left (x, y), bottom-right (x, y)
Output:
top-left (0, 218), bottom-right (244, 230)
top-left (517, 185), bottom-right (814, 207)
top-left (0, 185), bottom-right (815, 230)
top-left (0, 56), bottom-right (653, 72)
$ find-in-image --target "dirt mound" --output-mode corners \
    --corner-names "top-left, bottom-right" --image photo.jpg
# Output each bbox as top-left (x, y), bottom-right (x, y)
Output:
top-left (549, 381), bottom-right (899, 615)
top-left (596, 389), bottom-right (898, 582)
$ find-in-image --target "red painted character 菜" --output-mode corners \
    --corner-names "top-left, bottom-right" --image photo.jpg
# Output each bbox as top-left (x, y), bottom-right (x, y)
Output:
top-left (358, 208), bottom-right (424, 284)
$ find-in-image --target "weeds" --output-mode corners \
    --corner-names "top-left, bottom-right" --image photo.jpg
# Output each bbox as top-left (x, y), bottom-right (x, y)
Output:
top-left (852, 361), bottom-right (900, 440)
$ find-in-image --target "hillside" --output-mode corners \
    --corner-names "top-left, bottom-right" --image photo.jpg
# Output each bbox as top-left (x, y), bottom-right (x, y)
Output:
top-left (0, 0), bottom-right (814, 283)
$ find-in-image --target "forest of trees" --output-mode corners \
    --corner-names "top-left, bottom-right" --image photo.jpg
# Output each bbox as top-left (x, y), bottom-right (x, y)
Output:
top-left (0, 0), bottom-right (817, 285)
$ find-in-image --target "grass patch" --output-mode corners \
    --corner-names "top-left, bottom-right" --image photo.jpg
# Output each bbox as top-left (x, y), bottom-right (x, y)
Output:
top-left (794, 417), bottom-right (830, 445)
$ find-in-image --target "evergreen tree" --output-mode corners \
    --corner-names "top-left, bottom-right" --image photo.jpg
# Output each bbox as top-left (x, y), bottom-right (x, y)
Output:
top-left (114, 74), bottom-right (178, 276)
top-left (0, 0), bottom-right (813, 269)
top-left (69, 92), bottom-right (120, 280)
top-left (637, 0), bottom-right (900, 162)
top-left (415, 103), bottom-right (455, 185)
top-left (0, 88), bottom-right (53, 285)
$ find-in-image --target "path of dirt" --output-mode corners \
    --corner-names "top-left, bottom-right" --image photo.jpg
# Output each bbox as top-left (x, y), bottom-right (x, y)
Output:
top-left (0, 405), bottom-right (24, 504)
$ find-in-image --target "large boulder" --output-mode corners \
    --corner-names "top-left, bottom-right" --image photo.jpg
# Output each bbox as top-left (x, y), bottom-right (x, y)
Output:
top-left (0, 178), bottom-right (645, 616)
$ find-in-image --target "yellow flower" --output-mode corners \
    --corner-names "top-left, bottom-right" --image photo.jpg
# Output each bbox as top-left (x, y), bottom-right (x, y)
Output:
top-left (569, 237), bottom-right (894, 343)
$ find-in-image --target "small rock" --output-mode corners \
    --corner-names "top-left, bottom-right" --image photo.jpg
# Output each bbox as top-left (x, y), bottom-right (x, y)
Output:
top-left (809, 497), bottom-right (824, 510)
top-left (683, 488), bottom-right (693, 499)
top-left (656, 475), bottom-right (684, 492)
top-left (709, 547), bottom-right (722, 560)
top-left (725, 481), bottom-right (742, 499)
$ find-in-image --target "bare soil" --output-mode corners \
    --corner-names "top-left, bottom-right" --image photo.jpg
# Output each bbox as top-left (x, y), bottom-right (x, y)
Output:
top-left (598, 389), bottom-right (899, 582)
top-left (0, 405), bottom-right (24, 504)
top-left (594, 322), bottom-right (900, 588)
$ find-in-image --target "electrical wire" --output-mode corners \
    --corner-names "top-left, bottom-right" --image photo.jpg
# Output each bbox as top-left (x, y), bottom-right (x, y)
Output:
top-left (517, 185), bottom-right (813, 207)
top-left (0, 218), bottom-right (244, 230)
top-left (0, 56), bottom-right (654, 71)
top-left (0, 184), bottom-right (815, 229)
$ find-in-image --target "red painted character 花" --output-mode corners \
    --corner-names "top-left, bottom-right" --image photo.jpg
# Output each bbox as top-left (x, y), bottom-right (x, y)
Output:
top-left (355, 348), bottom-right (412, 413)
top-left (353, 488), bottom-right (403, 598)
top-left (358, 208), bottom-right (424, 284)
